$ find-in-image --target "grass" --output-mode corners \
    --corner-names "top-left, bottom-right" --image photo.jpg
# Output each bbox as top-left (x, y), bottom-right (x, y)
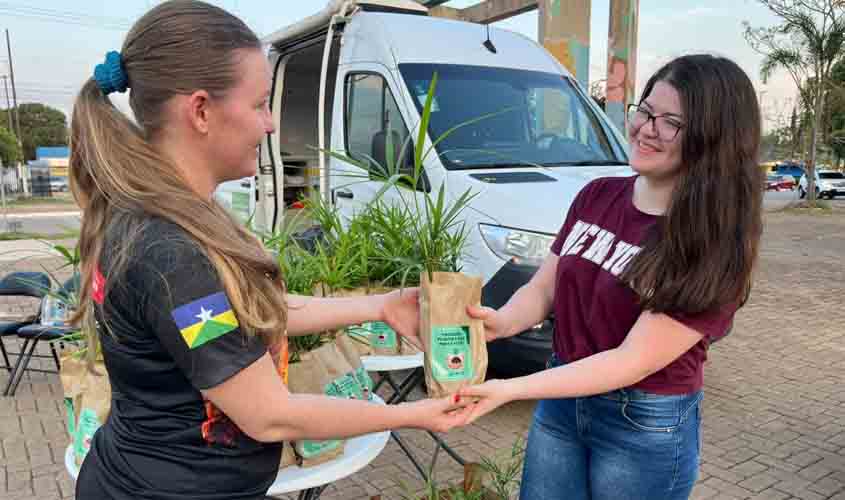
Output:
top-left (7, 196), bottom-right (78, 207)
top-left (779, 199), bottom-right (834, 214)
top-left (0, 228), bottom-right (80, 241)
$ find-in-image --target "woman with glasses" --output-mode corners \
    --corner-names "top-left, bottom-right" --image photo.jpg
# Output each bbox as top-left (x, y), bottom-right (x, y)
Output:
top-left (458, 54), bottom-right (764, 499)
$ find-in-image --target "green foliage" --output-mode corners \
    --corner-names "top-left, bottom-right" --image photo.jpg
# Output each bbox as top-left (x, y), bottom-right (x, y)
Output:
top-left (0, 103), bottom-right (68, 161)
top-left (0, 125), bottom-right (21, 166)
top-left (743, 0), bottom-right (845, 204)
top-left (479, 438), bottom-right (526, 500)
top-left (324, 73), bottom-right (477, 284)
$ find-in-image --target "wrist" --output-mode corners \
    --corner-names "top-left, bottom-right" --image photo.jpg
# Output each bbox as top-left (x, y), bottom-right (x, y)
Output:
top-left (501, 378), bottom-right (523, 402)
top-left (372, 294), bottom-right (388, 322)
top-left (394, 402), bottom-right (417, 429)
top-left (498, 307), bottom-right (518, 339)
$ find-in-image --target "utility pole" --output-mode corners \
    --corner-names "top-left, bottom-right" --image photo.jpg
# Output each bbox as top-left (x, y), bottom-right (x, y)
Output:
top-left (5, 29), bottom-right (26, 196)
top-left (5, 30), bottom-right (20, 142)
top-left (1, 75), bottom-right (12, 131)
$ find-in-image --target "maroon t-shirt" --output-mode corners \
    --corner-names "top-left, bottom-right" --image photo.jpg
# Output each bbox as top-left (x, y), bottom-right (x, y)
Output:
top-left (550, 175), bottom-right (735, 394)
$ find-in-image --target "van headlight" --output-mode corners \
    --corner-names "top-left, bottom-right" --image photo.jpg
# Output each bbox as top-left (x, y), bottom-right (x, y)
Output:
top-left (479, 224), bottom-right (555, 267)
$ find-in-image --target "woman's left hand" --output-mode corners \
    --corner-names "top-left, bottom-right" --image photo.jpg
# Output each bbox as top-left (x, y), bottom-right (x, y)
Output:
top-left (458, 379), bottom-right (518, 424)
top-left (380, 287), bottom-right (423, 351)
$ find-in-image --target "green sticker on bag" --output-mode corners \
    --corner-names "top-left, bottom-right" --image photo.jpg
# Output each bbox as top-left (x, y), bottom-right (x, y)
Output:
top-left (354, 366), bottom-right (374, 400)
top-left (325, 373), bottom-right (362, 400)
top-left (431, 325), bottom-right (472, 382)
top-left (298, 439), bottom-right (342, 459)
top-left (347, 325), bottom-right (370, 344)
top-left (367, 321), bottom-right (397, 349)
top-left (64, 398), bottom-right (76, 438)
top-left (74, 408), bottom-right (101, 461)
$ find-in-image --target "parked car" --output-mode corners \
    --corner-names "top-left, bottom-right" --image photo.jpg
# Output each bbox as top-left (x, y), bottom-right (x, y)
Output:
top-left (799, 170), bottom-right (845, 199)
top-left (765, 174), bottom-right (794, 191)
top-left (49, 176), bottom-right (69, 192)
top-left (772, 163), bottom-right (805, 184)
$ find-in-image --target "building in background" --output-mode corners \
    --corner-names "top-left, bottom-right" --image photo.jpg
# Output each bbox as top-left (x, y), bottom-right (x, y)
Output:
top-left (25, 146), bottom-right (69, 196)
top-left (29, 146), bottom-right (70, 177)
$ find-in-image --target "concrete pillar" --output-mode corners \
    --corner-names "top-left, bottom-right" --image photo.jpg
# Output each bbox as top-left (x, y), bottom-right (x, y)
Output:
top-left (538, 0), bottom-right (591, 89)
top-left (605, 0), bottom-right (639, 132)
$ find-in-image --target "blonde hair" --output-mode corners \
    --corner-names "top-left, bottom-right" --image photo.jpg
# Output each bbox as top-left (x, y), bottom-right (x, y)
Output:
top-left (69, 0), bottom-right (286, 353)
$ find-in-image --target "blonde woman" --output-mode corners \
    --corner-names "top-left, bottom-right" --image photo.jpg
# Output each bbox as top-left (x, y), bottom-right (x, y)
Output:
top-left (69, 2), bottom-right (469, 499)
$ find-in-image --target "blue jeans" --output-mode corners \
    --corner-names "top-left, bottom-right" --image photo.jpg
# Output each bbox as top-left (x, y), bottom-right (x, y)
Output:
top-left (519, 355), bottom-right (702, 500)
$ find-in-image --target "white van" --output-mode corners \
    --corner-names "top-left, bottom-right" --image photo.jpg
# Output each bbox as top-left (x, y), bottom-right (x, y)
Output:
top-left (219, 0), bottom-right (633, 374)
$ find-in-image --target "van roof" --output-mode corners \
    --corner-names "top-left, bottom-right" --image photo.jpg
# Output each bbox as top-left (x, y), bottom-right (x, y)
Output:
top-left (351, 12), bottom-right (568, 75)
top-left (262, 0), bottom-right (427, 48)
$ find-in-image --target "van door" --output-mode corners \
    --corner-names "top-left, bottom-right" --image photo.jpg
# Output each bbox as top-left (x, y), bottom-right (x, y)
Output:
top-left (331, 64), bottom-right (427, 221)
top-left (215, 177), bottom-right (255, 225)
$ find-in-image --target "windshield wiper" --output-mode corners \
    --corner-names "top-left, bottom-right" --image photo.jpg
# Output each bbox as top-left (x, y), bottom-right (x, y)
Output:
top-left (548, 160), bottom-right (629, 166)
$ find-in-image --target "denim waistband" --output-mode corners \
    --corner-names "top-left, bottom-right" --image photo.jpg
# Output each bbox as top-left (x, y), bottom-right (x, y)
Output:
top-left (546, 353), bottom-right (697, 401)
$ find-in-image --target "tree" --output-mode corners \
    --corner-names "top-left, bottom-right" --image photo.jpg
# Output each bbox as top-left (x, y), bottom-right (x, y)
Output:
top-left (0, 103), bottom-right (68, 161)
top-left (0, 125), bottom-right (21, 167)
top-left (829, 57), bottom-right (845, 165)
top-left (744, 0), bottom-right (845, 204)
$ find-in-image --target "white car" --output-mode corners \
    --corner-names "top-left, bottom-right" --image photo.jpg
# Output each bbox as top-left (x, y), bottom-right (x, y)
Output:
top-left (49, 176), bottom-right (69, 192)
top-left (799, 170), bottom-right (845, 199)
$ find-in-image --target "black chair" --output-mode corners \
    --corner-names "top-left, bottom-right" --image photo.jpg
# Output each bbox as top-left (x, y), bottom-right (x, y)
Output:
top-left (3, 274), bottom-right (79, 397)
top-left (0, 272), bottom-right (50, 372)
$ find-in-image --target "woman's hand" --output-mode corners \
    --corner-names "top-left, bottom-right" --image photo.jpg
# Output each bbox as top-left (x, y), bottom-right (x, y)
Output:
top-left (401, 395), bottom-right (473, 433)
top-left (458, 379), bottom-right (518, 424)
top-left (380, 288), bottom-right (423, 350)
top-left (466, 305), bottom-right (513, 342)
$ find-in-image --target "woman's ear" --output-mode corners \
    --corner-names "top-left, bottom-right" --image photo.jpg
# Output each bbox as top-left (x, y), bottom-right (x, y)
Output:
top-left (185, 90), bottom-right (212, 135)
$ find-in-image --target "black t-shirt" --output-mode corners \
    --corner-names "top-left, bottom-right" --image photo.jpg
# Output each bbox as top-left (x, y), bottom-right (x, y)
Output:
top-left (76, 212), bottom-right (282, 500)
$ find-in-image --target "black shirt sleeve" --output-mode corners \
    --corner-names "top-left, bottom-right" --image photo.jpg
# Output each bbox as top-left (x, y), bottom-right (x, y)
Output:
top-left (134, 221), bottom-right (267, 390)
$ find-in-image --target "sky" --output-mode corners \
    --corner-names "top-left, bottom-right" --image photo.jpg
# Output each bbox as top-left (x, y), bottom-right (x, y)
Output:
top-left (0, 0), bottom-right (795, 131)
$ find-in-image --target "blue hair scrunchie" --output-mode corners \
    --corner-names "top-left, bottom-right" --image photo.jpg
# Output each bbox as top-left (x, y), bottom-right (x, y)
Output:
top-left (93, 51), bottom-right (128, 95)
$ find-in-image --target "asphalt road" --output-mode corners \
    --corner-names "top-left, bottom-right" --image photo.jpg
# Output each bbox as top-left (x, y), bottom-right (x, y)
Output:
top-left (1, 211), bottom-right (81, 235)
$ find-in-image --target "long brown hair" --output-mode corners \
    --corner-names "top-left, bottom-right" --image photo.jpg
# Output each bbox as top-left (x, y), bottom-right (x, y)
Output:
top-left (622, 54), bottom-right (764, 314)
top-left (69, 0), bottom-right (286, 350)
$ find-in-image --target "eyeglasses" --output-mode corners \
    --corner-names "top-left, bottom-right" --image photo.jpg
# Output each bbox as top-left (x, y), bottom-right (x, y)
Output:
top-left (627, 104), bottom-right (684, 142)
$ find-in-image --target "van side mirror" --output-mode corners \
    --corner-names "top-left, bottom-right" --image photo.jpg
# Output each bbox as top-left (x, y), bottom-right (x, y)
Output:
top-left (370, 130), bottom-right (430, 192)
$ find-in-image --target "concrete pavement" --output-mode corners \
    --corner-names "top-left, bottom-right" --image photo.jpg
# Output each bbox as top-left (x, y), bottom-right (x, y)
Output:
top-left (0, 208), bottom-right (844, 499)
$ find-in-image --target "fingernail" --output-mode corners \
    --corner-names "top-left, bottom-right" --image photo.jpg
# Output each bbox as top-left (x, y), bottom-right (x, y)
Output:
top-left (454, 395), bottom-right (461, 404)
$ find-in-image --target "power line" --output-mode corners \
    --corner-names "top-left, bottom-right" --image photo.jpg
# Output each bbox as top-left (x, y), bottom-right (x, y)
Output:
top-left (0, 2), bottom-right (134, 23)
top-left (0, 2), bottom-right (133, 30)
top-left (0, 2), bottom-right (134, 25)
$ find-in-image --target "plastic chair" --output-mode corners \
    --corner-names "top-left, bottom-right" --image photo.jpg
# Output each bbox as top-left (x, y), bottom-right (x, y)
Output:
top-left (0, 272), bottom-right (50, 373)
top-left (3, 274), bottom-right (78, 397)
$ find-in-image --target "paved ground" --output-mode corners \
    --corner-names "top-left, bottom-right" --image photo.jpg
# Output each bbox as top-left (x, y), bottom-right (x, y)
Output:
top-left (1, 205), bottom-right (844, 499)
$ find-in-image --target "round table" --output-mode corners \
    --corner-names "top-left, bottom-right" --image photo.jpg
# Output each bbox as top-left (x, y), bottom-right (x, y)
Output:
top-left (360, 352), bottom-right (465, 482)
top-left (65, 396), bottom-right (391, 500)
top-left (267, 429), bottom-right (389, 498)
top-left (361, 352), bottom-right (423, 372)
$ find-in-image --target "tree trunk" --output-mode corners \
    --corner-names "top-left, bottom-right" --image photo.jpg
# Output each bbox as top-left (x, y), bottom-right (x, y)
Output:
top-left (808, 87), bottom-right (825, 205)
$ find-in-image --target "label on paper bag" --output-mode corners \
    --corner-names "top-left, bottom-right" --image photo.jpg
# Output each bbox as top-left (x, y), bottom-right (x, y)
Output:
top-left (325, 374), bottom-right (363, 400)
top-left (74, 408), bottom-right (101, 461)
top-left (297, 439), bottom-right (342, 459)
top-left (347, 325), bottom-right (370, 343)
top-left (64, 398), bottom-right (76, 438)
top-left (367, 321), bottom-right (397, 349)
top-left (431, 325), bottom-right (473, 382)
top-left (354, 366), bottom-right (374, 400)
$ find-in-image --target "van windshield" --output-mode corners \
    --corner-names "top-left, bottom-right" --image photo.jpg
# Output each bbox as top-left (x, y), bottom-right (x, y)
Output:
top-left (399, 63), bottom-right (626, 170)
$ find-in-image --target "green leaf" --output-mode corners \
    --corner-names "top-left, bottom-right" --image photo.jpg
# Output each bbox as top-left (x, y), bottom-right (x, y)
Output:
top-left (415, 72), bottom-right (439, 171)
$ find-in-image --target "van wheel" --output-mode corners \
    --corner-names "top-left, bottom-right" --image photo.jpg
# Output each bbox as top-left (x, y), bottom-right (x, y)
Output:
top-left (799, 187), bottom-right (806, 199)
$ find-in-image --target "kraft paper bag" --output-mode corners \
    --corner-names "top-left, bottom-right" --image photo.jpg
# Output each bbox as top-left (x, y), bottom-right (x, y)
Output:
top-left (420, 272), bottom-right (487, 399)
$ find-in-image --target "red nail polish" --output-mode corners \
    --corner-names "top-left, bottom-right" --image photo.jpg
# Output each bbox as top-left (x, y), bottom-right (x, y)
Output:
top-left (454, 395), bottom-right (461, 403)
